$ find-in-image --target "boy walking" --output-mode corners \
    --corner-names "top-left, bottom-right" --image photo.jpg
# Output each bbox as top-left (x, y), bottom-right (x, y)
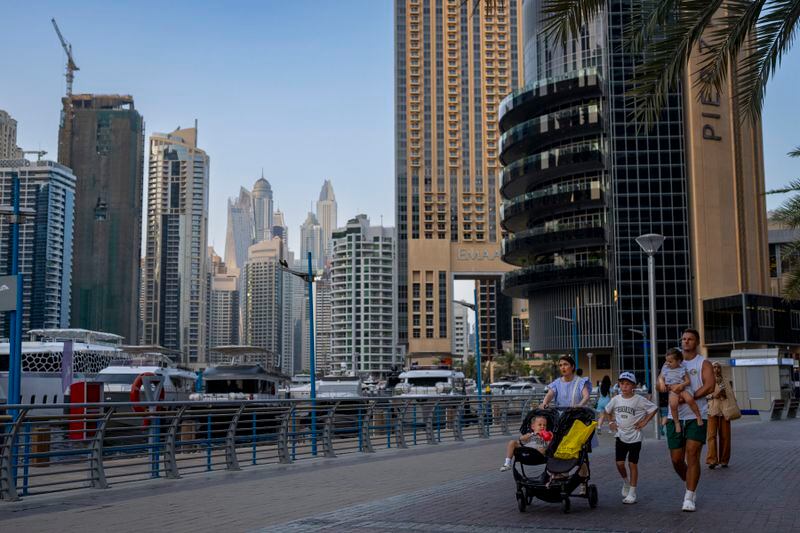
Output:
top-left (604, 372), bottom-right (658, 504)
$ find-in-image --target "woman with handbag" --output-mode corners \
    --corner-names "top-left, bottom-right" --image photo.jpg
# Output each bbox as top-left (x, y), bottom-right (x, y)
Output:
top-left (706, 362), bottom-right (738, 469)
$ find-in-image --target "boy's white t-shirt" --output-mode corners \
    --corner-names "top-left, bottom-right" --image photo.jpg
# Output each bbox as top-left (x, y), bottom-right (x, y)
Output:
top-left (604, 393), bottom-right (658, 443)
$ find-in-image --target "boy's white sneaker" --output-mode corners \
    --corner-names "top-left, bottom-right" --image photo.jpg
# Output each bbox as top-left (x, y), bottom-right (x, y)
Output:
top-left (682, 489), bottom-right (696, 511)
top-left (623, 493), bottom-right (637, 504)
top-left (500, 463), bottom-right (511, 472)
top-left (621, 482), bottom-right (631, 498)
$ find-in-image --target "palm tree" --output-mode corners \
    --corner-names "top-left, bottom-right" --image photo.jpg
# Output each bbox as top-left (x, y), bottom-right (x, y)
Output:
top-left (767, 146), bottom-right (800, 298)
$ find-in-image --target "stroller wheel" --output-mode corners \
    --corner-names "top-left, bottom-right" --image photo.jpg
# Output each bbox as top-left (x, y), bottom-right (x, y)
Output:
top-left (588, 484), bottom-right (598, 508)
top-left (561, 497), bottom-right (571, 514)
top-left (516, 490), bottom-right (527, 512)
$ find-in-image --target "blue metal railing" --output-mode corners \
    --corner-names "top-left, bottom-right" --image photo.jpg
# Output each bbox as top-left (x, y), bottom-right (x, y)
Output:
top-left (0, 394), bottom-right (543, 501)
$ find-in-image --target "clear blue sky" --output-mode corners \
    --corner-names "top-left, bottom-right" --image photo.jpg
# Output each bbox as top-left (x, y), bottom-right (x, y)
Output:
top-left (0, 0), bottom-right (394, 255)
top-left (1, 0), bottom-right (798, 259)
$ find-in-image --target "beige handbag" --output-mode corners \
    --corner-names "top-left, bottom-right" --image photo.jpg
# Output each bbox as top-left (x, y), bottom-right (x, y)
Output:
top-left (721, 383), bottom-right (741, 421)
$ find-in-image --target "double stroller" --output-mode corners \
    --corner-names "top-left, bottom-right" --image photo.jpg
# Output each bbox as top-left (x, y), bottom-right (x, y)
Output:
top-left (512, 407), bottom-right (598, 514)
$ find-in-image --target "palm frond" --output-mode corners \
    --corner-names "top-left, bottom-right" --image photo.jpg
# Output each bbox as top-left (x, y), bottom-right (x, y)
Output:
top-left (734, 0), bottom-right (800, 121)
top-left (765, 178), bottom-right (800, 196)
top-left (627, 0), bottom-right (726, 126)
top-left (625, 0), bottom-right (679, 55)
top-left (790, 146), bottom-right (800, 158)
top-left (540, 0), bottom-right (606, 47)
top-left (781, 260), bottom-right (800, 300)
top-left (771, 190), bottom-right (800, 228)
top-left (694, 0), bottom-right (768, 106)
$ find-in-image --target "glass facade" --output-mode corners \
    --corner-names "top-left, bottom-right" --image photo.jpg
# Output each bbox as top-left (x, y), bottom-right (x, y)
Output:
top-left (500, 0), bottom-right (698, 380)
top-left (500, 0), bottom-right (611, 354)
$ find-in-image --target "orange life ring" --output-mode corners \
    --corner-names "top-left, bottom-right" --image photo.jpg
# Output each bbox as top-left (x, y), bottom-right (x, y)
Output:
top-left (130, 372), bottom-right (165, 413)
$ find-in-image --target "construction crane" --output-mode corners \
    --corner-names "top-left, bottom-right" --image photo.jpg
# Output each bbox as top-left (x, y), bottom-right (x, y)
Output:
top-left (51, 18), bottom-right (79, 96)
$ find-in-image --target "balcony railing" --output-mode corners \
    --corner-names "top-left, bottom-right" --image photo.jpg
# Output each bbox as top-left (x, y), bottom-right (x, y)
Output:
top-left (499, 104), bottom-right (603, 165)
top-left (499, 67), bottom-right (603, 131)
top-left (502, 258), bottom-right (607, 298)
top-left (500, 141), bottom-right (605, 199)
top-left (501, 181), bottom-right (604, 232)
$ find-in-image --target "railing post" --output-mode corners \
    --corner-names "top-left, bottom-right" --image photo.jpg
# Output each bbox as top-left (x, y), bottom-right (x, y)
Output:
top-left (323, 402), bottom-right (338, 458)
top-left (164, 405), bottom-right (186, 479)
top-left (394, 400), bottom-right (409, 449)
top-left (0, 408), bottom-right (28, 501)
top-left (425, 401), bottom-right (439, 445)
top-left (500, 399), bottom-right (511, 435)
top-left (278, 405), bottom-right (295, 464)
top-left (453, 398), bottom-right (465, 441)
top-left (89, 407), bottom-right (115, 489)
top-left (361, 401), bottom-right (375, 453)
top-left (477, 397), bottom-right (489, 438)
top-left (226, 404), bottom-right (246, 471)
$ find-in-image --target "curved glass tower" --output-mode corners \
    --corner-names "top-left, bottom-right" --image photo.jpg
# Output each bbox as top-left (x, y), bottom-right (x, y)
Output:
top-left (500, 0), bottom-right (613, 354)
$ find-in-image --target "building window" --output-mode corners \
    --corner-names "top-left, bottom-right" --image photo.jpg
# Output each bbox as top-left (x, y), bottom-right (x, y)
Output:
top-left (792, 310), bottom-right (800, 331)
top-left (757, 307), bottom-right (774, 328)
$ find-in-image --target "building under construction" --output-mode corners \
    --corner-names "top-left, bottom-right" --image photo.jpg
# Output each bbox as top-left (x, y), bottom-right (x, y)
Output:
top-left (57, 94), bottom-right (145, 344)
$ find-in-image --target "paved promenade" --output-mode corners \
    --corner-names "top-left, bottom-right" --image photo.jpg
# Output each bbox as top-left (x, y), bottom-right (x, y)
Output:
top-left (1, 417), bottom-right (797, 532)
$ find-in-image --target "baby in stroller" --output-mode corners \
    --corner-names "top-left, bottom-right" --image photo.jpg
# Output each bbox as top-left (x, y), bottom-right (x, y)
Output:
top-left (512, 407), bottom-right (598, 514)
top-left (500, 414), bottom-right (552, 471)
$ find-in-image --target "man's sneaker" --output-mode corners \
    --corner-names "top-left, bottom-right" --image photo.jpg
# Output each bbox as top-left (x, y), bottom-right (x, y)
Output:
top-left (682, 498), bottom-right (696, 512)
top-left (621, 483), bottom-right (631, 498)
top-left (623, 493), bottom-right (637, 504)
top-left (500, 463), bottom-right (512, 472)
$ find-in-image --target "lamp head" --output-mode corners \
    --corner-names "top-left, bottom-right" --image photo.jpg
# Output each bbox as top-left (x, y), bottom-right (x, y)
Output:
top-left (635, 233), bottom-right (665, 255)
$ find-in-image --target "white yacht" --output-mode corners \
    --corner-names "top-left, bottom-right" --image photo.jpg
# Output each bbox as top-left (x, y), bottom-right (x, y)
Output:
top-left (96, 348), bottom-right (197, 404)
top-left (0, 329), bottom-right (125, 407)
top-left (394, 366), bottom-right (474, 396)
top-left (192, 363), bottom-right (288, 401)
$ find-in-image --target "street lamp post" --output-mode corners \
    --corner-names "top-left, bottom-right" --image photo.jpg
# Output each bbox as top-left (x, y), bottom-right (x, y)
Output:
top-left (635, 233), bottom-right (665, 440)
top-left (0, 172), bottom-right (31, 411)
top-left (280, 252), bottom-right (319, 455)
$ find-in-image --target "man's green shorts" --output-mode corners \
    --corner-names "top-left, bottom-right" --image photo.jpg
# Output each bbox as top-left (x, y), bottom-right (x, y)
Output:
top-left (665, 419), bottom-right (707, 450)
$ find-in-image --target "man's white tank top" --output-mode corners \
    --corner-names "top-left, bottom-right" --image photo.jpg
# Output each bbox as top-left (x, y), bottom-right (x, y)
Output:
top-left (668, 353), bottom-right (708, 420)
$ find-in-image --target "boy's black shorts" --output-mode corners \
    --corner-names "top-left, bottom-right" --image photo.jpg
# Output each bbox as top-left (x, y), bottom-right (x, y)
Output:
top-left (615, 438), bottom-right (642, 464)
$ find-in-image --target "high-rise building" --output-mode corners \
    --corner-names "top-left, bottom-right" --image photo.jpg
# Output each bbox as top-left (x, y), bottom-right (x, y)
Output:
top-left (394, 0), bottom-right (524, 365)
top-left (57, 94), bottom-right (144, 343)
top-left (208, 249), bottom-right (240, 348)
top-left (243, 237), bottom-right (283, 356)
top-left (224, 187), bottom-right (255, 271)
top-left (142, 127), bottom-right (210, 365)
top-left (300, 211), bottom-right (324, 271)
top-left (499, 1), bottom-right (769, 378)
top-left (272, 209), bottom-right (288, 249)
top-left (316, 180), bottom-right (337, 263)
top-left (279, 249), bottom-right (298, 376)
top-left (330, 215), bottom-right (396, 377)
top-left (252, 176), bottom-right (273, 243)
top-left (452, 302), bottom-right (470, 360)
top-left (292, 257), bottom-right (307, 374)
top-left (315, 270), bottom-right (333, 374)
top-left (0, 110), bottom-right (23, 159)
top-left (0, 160), bottom-right (76, 334)
top-left (476, 278), bottom-right (512, 359)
